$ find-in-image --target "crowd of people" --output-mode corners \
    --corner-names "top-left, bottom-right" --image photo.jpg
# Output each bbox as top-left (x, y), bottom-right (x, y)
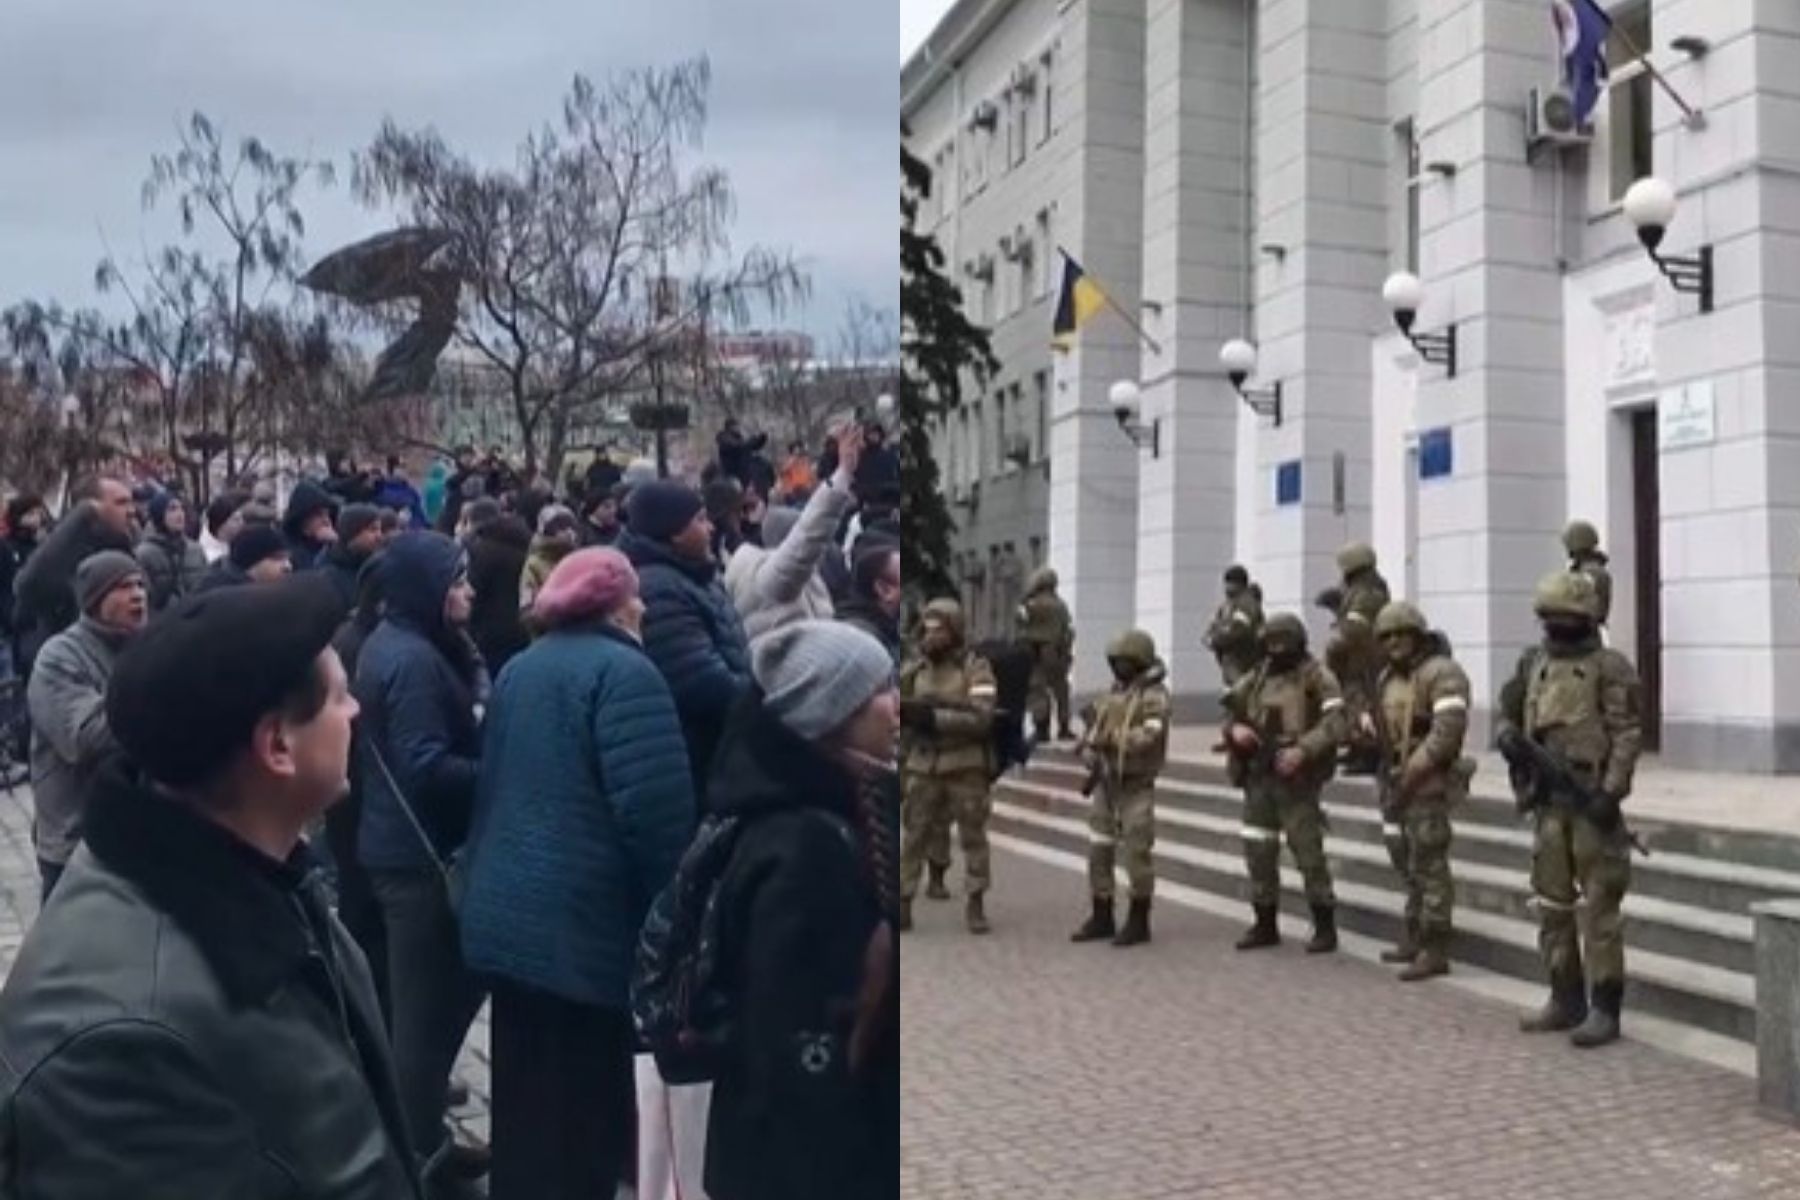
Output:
top-left (0, 418), bottom-right (903, 1199)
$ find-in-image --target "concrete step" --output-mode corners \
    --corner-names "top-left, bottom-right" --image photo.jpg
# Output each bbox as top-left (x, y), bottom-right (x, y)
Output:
top-left (1018, 761), bottom-right (1800, 920)
top-left (989, 788), bottom-right (1757, 1044)
top-left (1004, 778), bottom-right (1754, 974)
top-left (1036, 745), bottom-right (1800, 874)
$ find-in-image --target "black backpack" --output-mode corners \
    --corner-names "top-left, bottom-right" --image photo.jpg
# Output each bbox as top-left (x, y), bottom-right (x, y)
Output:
top-left (632, 809), bottom-right (857, 1085)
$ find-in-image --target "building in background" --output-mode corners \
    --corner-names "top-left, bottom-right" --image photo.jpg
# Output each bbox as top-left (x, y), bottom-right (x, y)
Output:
top-left (905, 0), bottom-right (1800, 773)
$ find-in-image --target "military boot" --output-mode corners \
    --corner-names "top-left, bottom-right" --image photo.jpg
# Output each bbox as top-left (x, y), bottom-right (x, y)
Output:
top-left (1234, 904), bottom-right (1281, 951)
top-left (1397, 929), bottom-right (1450, 981)
top-left (899, 898), bottom-right (913, 933)
top-left (1570, 981), bottom-right (1623, 1048)
top-left (1033, 719), bottom-right (1051, 745)
top-left (1380, 920), bottom-right (1420, 964)
top-left (1111, 898), bottom-right (1151, 947)
top-left (1519, 979), bottom-right (1588, 1034)
top-left (965, 893), bottom-right (991, 935)
top-left (1057, 724), bottom-right (1077, 743)
top-left (1070, 896), bottom-right (1115, 943)
top-left (925, 863), bottom-right (951, 901)
top-left (1305, 904), bottom-right (1338, 954)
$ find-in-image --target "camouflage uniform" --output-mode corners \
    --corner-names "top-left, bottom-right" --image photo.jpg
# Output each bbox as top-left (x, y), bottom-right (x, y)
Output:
top-left (1370, 601), bottom-right (1473, 981)
top-left (1204, 570), bottom-right (1264, 686)
top-left (1562, 520), bottom-right (1614, 626)
top-left (1069, 630), bottom-right (1170, 948)
top-left (1499, 570), bottom-right (1642, 1047)
top-left (1016, 567), bottom-right (1075, 740)
top-left (900, 599), bottom-right (999, 934)
top-left (1325, 543), bottom-right (1391, 774)
top-left (1224, 614), bottom-right (1349, 953)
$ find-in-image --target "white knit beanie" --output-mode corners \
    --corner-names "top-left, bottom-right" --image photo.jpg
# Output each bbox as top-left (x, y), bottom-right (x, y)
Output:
top-left (752, 620), bottom-right (896, 741)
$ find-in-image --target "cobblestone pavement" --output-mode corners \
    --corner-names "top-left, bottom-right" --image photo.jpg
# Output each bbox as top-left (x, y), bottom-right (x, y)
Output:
top-left (902, 845), bottom-right (1800, 1200)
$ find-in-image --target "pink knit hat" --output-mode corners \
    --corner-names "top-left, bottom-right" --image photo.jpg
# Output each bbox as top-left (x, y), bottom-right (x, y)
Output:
top-left (534, 548), bottom-right (639, 628)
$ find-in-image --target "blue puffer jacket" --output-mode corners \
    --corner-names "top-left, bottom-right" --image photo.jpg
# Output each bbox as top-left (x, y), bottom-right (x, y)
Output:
top-left (460, 623), bottom-right (695, 1008)
top-left (619, 529), bottom-right (751, 804)
top-left (354, 532), bottom-right (484, 872)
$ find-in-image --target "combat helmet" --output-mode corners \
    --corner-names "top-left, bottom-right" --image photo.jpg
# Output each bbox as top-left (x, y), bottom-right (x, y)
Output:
top-left (1026, 566), bottom-right (1059, 595)
top-left (1106, 628), bottom-right (1157, 667)
top-left (1261, 612), bottom-right (1308, 653)
top-left (1562, 519), bottom-right (1600, 556)
top-left (1374, 601), bottom-right (1429, 640)
top-left (1532, 570), bottom-right (1601, 621)
top-left (921, 596), bottom-right (967, 638)
top-left (1337, 542), bottom-right (1377, 577)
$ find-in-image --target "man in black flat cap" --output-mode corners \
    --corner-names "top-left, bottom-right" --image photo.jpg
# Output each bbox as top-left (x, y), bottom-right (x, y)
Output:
top-left (0, 575), bottom-right (424, 1199)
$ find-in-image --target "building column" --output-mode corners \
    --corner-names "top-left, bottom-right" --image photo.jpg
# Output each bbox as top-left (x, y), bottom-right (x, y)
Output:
top-left (1047, 0), bottom-right (1146, 697)
top-left (1253, 0), bottom-right (1390, 633)
top-left (1134, 0), bottom-right (1253, 717)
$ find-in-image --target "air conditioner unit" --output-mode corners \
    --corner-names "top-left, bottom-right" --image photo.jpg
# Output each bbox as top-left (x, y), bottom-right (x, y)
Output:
top-left (998, 234), bottom-right (1015, 259)
top-left (967, 255), bottom-right (995, 283)
top-left (1005, 433), bottom-right (1032, 466)
top-left (1526, 86), bottom-right (1592, 148)
top-left (1011, 64), bottom-right (1037, 96)
top-left (969, 100), bottom-right (999, 132)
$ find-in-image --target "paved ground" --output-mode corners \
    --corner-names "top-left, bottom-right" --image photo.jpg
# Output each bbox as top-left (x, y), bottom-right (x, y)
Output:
top-left (902, 844), bottom-right (1800, 1200)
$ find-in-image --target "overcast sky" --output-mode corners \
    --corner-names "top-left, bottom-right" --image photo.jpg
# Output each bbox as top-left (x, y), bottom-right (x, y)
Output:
top-left (901, 0), bottom-right (957, 63)
top-left (0, 0), bottom-right (896, 346)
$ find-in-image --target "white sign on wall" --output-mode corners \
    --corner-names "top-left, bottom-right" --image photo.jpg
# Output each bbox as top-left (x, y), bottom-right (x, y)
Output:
top-left (1659, 380), bottom-right (1715, 452)
top-left (1604, 305), bottom-right (1656, 391)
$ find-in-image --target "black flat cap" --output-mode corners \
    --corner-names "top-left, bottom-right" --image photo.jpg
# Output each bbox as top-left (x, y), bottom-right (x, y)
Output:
top-left (107, 574), bottom-right (345, 787)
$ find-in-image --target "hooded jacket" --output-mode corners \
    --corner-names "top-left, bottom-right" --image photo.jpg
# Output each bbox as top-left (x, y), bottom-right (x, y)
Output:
top-left (282, 480), bottom-right (337, 571)
top-left (620, 528), bottom-right (752, 805)
top-left (354, 533), bottom-right (486, 872)
top-left (0, 762), bottom-right (422, 1199)
top-left (702, 692), bottom-right (898, 1200)
top-left (466, 516), bottom-right (532, 675)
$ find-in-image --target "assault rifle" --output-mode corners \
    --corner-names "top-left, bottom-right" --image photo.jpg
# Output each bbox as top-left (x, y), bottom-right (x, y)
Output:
top-left (1221, 695), bottom-right (1286, 780)
top-left (1496, 728), bottom-right (1650, 858)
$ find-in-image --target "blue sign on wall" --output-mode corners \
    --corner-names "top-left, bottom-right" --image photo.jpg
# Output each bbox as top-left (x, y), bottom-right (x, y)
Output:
top-left (1420, 427), bottom-right (1453, 480)
top-left (1276, 459), bottom-right (1302, 506)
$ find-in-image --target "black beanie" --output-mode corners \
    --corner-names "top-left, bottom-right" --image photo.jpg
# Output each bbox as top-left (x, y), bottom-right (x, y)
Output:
top-left (628, 481), bottom-right (705, 542)
top-left (229, 524), bottom-right (289, 571)
top-left (337, 503), bottom-right (382, 545)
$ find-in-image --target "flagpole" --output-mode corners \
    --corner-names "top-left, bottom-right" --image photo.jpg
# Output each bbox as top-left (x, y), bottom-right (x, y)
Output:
top-left (1582, 0), bottom-right (1702, 127)
top-left (1056, 246), bottom-right (1163, 356)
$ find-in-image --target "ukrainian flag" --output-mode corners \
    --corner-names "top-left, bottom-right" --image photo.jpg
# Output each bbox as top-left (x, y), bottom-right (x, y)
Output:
top-left (1051, 252), bottom-right (1107, 351)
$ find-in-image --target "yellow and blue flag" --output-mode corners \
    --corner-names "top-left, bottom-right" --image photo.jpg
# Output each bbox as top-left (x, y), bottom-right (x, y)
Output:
top-left (1051, 252), bottom-right (1108, 351)
top-left (1552, 0), bottom-right (1611, 127)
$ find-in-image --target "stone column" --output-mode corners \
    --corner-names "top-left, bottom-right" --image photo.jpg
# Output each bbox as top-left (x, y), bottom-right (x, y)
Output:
top-left (1412, 0), bottom-right (1569, 738)
top-left (1134, 0), bottom-right (1253, 717)
top-left (1752, 899), bottom-right (1800, 1115)
top-left (1047, 0), bottom-right (1146, 698)
top-left (1252, 0), bottom-right (1390, 632)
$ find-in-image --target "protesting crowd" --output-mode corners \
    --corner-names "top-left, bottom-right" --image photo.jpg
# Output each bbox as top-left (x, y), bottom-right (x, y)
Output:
top-left (0, 419), bottom-right (903, 1199)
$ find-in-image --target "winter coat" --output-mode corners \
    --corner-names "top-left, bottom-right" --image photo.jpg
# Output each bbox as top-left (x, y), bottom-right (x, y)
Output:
top-left (0, 761), bottom-right (422, 1199)
top-left (282, 480), bottom-right (338, 571)
top-left (24, 617), bottom-right (128, 866)
top-left (372, 477), bottom-right (428, 530)
top-left (196, 558), bottom-right (252, 593)
top-left (460, 623), bottom-right (694, 1009)
top-left (11, 506), bottom-right (133, 667)
top-left (136, 530), bottom-right (209, 612)
top-left (704, 693), bottom-right (898, 1200)
top-left (619, 529), bottom-right (752, 803)
top-left (421, 463), bottom-right (448, 527)
top-left (466, 517), bottom-right (532, 676)
top-left (518, 535), bottom-right (576, 613)
top-left (0, 532), bottom-right (39, 647)
top-left (354, 533), bottom-right (484, 872)
top-left (724, 482), bottom-right (854, 644)
top-left (716, 427), bottom-right (767, 486)
top-left (853, 443), bottom-right (900, 499)
top-left (837, 597), bottom-right (900, 666)
top-left (318, 542), bottom-right (374, 617)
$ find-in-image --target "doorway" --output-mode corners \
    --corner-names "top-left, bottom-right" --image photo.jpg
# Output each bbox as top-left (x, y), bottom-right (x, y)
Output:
top-left (1630, 409), bottom-right (1662, 750)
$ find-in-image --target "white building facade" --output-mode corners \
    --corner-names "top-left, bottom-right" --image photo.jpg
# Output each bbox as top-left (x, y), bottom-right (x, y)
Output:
top-left (905, 0), bottom-right (1800, 773)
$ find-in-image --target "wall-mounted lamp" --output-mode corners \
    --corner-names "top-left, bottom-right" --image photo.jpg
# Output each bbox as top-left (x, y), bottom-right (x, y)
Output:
top-left (1259, 243), bottom-right (1288, 262)
top-left (1219, 339), bottom-right (1283, 427)
top-left (1108, 380), bottom-right (1159, 458)
top-left (1425, 160), bottom-right (1457, 179)
top-left (1671, 35), bottom-right (1710, 59)
top-left (1623, 176), bottom-right (1714, 314)
top-left (1382, 271), bottom-right (1458, 377)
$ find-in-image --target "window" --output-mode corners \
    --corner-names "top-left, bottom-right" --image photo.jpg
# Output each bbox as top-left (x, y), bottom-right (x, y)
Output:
top-left (1034, 370), bottom-right (1050, 459)
top-left (994, 385), bottom-right (1009, 474)
top-left (1039, 50), bottom-right (1054, 144)
top-left (968, 399), bottom-right (985, 483)
top-left (1605, 5), bottom-right (1654, 201)
top-left (1036, 210), bottom-right (1054, 299)
top-left (1395, 118), bottom-right (1420, 275)
top-left (1011, 93), bottom-right (1029, 168)
top-left (1020, 238), bottom-right (1036, 302)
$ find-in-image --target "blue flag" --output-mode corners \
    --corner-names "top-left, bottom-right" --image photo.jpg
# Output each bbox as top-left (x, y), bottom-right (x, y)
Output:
top-left (1553, 0), bottom-right (1612, 126)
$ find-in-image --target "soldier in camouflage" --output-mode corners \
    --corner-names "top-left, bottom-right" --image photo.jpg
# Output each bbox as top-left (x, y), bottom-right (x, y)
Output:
top-left (900, 598), bottom-right (1000, 935)
top-left (1561, 520), bottom-right (1613, 626)
top-left (1367, 601), bottom-right (1473, 981)
top-left (1223, 613), bottom-right (1348, 954)
top-left (1203, 565), bottom-right (1264, 687)
top-left (1326, 543), bottom-right (1391, 775)
top-left (1016, 566), bottom-right (1076, 742)
top-left (1498, 570), bottom-right (1643, 1048)
top-left (1069, 629), bottom-right (1171, 948)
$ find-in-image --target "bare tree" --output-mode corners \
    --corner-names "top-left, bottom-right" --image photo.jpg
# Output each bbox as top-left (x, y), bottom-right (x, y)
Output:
top-left (353, 58), bottom-right (806, 478)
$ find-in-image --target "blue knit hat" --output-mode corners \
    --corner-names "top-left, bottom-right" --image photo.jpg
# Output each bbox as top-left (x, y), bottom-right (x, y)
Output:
top-left (627, 481), bottom-right (704, 542)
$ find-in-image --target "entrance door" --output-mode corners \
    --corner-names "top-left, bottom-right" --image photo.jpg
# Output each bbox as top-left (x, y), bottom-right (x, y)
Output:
top-left (1631, 410), bottom-right (1662, 750)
